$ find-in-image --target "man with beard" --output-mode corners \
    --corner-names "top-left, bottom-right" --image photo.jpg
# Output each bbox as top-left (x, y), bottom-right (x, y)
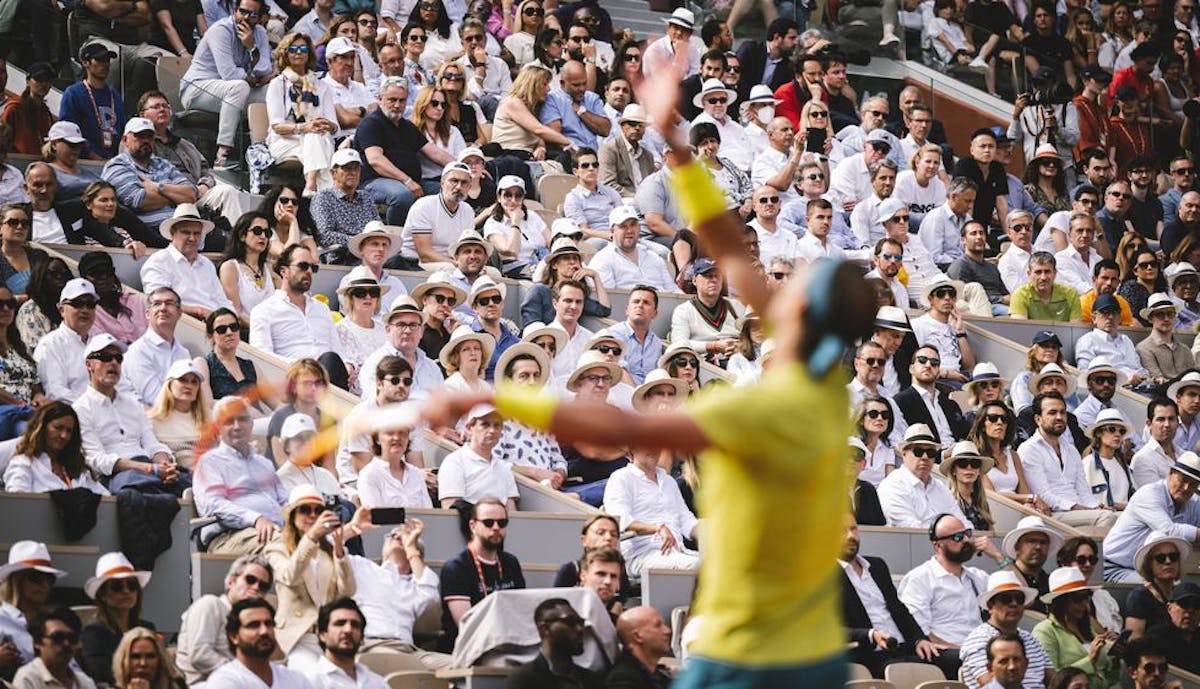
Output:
top-left (1001, 516), bottom-right (1060, 613)
top-left (311, 598), bottom-right (388, 689)
top-left (249, 244), bottom-right (348, 388)
top-left (1075, 356), bottom-right (1135, 434)
top-left (599, 104), bottom-right (656, 199)
top-left (400, 163), bottom-right (476, 267)
top-left (1125, 638), bottom-right (1186, 689)
top-left (356, 78), bottom-right (455, 226)
top-left (507, 599), bottom-right (603, 689)
top-left (866, 237), bottom-right (908, 308)
top-left (959, 572), bottom-right (1053, 689)
top-left (337, 356), bottom-right (426, 488)
top-left (100, 118), bottom-right (199, 228)
top-left (208, 599), bottom-right (310, 688)
top-left (176, 555), bottom-right (275, 686)
top-left (588, 207), bottom-right (674, 292)
top-left (447, 230), bottom-right (495, 324)
top-left (439, 498), bottom-right (525, 650)
top-left (840, 517), bottom-right (937, 677)
top-left (898, 513), bottom-right (1000, 678)
top-left (1018, 392), bottom-right (1118, 528)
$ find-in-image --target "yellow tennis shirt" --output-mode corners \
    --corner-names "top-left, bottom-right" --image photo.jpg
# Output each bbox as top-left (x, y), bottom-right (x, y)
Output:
top-left (686, 361), bottom-right (852, 666)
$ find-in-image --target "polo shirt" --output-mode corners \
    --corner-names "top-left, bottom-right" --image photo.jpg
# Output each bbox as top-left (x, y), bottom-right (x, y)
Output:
top-left (322, 74), bottom-right (375, 137)
top-left (436, 445), bottom-right (520, 504)
top-left (354, 107), bottom-right (428, 184)
top-left (400, 194), bottom-right (475, 259)
top-left (562, 183), bottom-right (623, 231)
top-left (1080, 290), bottom-right (1133, 325)
top-left (950, 157), bottom-right (1007, 227)
top-left (1008, 283), bottom-right (1081, 321)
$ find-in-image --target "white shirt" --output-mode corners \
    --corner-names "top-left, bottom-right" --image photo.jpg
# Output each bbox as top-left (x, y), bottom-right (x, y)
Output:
top-left (998, 244), bottom-right (1033, 294)
top-left (750, 147), bottom-right (799, 204)
top-left (456, 54), bottom-right (512, 101)
top-left (3, 452), bottom-right (109, 495)
top-left (899, 235), bottom-right (947, 304)
top-left (358, 346), bottom-right (444, 401)
top-left (401, 195), bottom-right (475, 260)
top-left (917, 203), bottom-right (969, 266)
top-left (31, 209), bottom-right (67, 244)
top-left (915, 384), bottom-right (956, 448)
top-left (349, 556), bottom-right (439, 644)
top-left (587, 244), bottom-right (675, 292)
top-left (12, 658), bottom-right (98, 689)
top-left (437, 445), bottom-right (519, 504)
top-left (122, 328), bottom-right (190, 406)
top-left (839, 556), bottom-right (906, 642)
top-left (910, 313), bottom-right (963, 371)
top-left (865, 268), bottom-right (910, 309)
top-left (1131, 437), bottom-right (1177, 489)
top-left (0, 603), bottom-right (34, 663)
top-left (1102, 480), bottom-right (1200, 569)
top-left (749, 219), bottom-right (801, 264)
top-left (691, 113), bottom-right (753, 173)
top-left (1074, 328), bottom-right (1145, 378)
top-left (1054, 245), bottom-right (1100, 295)
top-left (206, 659), bottom-right (313, 689)
top-left (357, 458), bottom-right (433, 509)
top-left (1036, 210), bottom-right (1071, 253)
top-left (897, 557), bottom-right (989, 645)
top-left (849, 194), bottom-right (887, 249)
top-left (894, 170), bottom-right (947, 232)
top-left (830, 153), bottom-right (872, 208)
top-left (1017, 430), bottom-right (1098, 512)
top-left (140, 245), bottom-right (234, 313)
top-left (603, 464), bottom-right (700, 562)
top-left (876, 464), bottom-right (967, 528)
top-left (33, 324), bottom-right (90, 402)
top-left (249, 290), bottom-right (338, 362)
top-left (551, 321), bottom-right (594, 382)
top-left (336, 269), bottom-right (408, 314)
top-left (72, 385), bottom-right (171, 476)
top-left (322, 75), bottom-right (374, 138)
top-left (310, 655), bottom-right (388, 689)
top-left (795, 232), bottom-right (846, 263)
top-left (277, 461), bottom-right (344, 498)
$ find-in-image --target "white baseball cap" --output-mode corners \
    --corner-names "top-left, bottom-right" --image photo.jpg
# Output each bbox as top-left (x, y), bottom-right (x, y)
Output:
top-left (46, 121), bottom-right (86, 144)
top-left (84, 333), bottom-right (127, 357)
top-left (281, 413), bottom-right (318, 440)
top-left (123, 117), bottom-right (155, 135)
top-left (609, 205), bottom-right (639, 227)
top-left (326, 36), bottom-right (358, 57)
top-left (59, 278), bottom-right (98, 304)
top-left (331, 148), bottom-right (362, 167)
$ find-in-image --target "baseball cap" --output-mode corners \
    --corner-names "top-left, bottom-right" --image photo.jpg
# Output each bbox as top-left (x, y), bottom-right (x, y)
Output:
top-left (1080, 65), bottom-right (1112, 83)
top-left (46, 121), bottom-right (86, 144)
top-left (59, 278), bottom-right (98, 304)
top-left (281, 413), bottom-right (318, 440)
top-left (83, 333), bottom-right (127, 357)
top-left (609, 205), bottom-right (639, 227)
top-left (26, 62), bottom-right (55, 81)
top-left (690, 258), bottom-right (718, 276)
top-left (123, 118), bottom-right (155, 135)
top-left (326, 36), bottom-right (357, 57)
top-left (79, 43), bottom-right (117, 61)
top-left (1093, 293), bottom-right (1120, 313)
top-left (1032, 330), bottom-right (1061, 347)
top-left (331, 148), bottom-right (362, 167)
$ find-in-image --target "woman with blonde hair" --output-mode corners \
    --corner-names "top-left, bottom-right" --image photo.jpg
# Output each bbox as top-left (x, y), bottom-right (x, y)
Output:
top-left (893, 143), bottom-right (947, 231)
top-left (941, 441), bottom-right (994, 531)
top-left (412, 85), bottom-right (467, 189)
top-left (491, 63), bottom-right (573, 161)
top-left (265, 32), bottom-right (338, 195)
top-left (440, 326), bottom-right (495, 395)
top-left (435, 62), bottom-right (489, 147)
top-left (148, 360), bottom-right (211, 469)
top-left (798, 99), bottom-right (842, 164)
top-left (503, 0), bottom-right (544, 65)
top-left (0, 541), bottom-right (67, 668)
top-left (1098, 1), bottom-right (1134, 68)
top-left (725, 312), bottom-right (765, 386)
top-left (111, 626), bottom-right (184, 689)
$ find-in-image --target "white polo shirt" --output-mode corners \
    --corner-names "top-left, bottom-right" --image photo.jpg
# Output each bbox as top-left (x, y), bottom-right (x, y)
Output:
top-left (436, 445), bottom-right (519, 504)
top-left (400, 195), bottom-right (475, 260)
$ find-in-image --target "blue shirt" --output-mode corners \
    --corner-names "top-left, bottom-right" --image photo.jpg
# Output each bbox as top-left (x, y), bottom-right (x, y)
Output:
top-left (778, 196), bottom-right (856, 250)
top-left (1102, 480), bottom-right (1200, 569)
top-left (607, 320), bottom-right (664, 384)
top-left (59, 82), bottom-right (125, 159)
top-left (563, 183), bottom-right (623, 231)
top-left (183, 15), bottom-right (272, 98)
top-left (540, 89), bottom-right (606, 149)
top-left (474, 321), bottom-right (520, 382)
top-left (101, 152), bottom-right (196, 227)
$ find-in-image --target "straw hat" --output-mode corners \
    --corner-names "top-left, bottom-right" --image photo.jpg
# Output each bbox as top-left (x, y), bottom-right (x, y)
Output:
top-left (495, 342), bottom-right (551, 385)
top-left (632, 369), bottom-right (687, 411)
top-left (159, 203), bottom-right (214, 242)
top-left (347, 221), bottom-right (401, 259)
top-left (1168, 371), bottom-right (1200, 401)
top-left (898, 423), bottom-right (940, 453)
top-left (438, 326), bottom-right (496, 372)
top-left (335, 267), bottom-right (392, 299)
top-left (521, 321), bottom-right (568, 352)
top-left (566, 350), bottom-right (624, 392)
top-left (658, 341), bottom-right (702, 370)
top-left (1001, 515), bottom-right (1063, 559)
top-left (1040, 566), bottom-right (1098, 604)
top-left (0, 541), bottom-right (67, 584)
top-left (1027, 363), bottom-right (1077, 396)
top-left (1140, 292), bottom-right (1177, 323)
top-left (84, 552), bottom-right (151, 600)
top-left (977, 570), bottom-right (1038, 609)
top-left (1134, 531), bottom-right (1193, 575)
top-left (938, 440), bottom-right (994, 477)
top-left (1084, 408), bottom-right (1129, 441)
top-left (1077, 355), bottom-right (1127, 391)
top-left (410, 271), bottom-right (467, 305)
top-left (964, 362), bottom-right (1008, 396)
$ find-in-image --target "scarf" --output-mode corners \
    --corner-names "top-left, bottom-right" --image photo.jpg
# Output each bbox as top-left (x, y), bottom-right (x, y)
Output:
top-left (282, 68), bottom-right (319, 121)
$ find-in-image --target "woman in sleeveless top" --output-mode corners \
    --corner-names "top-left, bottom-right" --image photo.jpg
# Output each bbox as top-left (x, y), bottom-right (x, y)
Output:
top-left (1152, 53), bottom-right (1193, 125)
top-left (970, 401), bottom-right (1052, 513)
top-left (218, 212), bottom-right (276, 325)
top-left (436, 63), bottom-right (489, 146)
top-left (492, 63), bottom-right (572, 160)
top-left (193, 309), bottom-right (277, 413)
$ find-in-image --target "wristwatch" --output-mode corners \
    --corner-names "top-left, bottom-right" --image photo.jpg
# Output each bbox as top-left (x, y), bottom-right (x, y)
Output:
top-left (358, 106), bottom-right (367, 118)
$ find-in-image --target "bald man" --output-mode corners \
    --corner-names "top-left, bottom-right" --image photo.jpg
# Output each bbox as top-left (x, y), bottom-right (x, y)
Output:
top-left (606, 607), bottom-right (674, 688)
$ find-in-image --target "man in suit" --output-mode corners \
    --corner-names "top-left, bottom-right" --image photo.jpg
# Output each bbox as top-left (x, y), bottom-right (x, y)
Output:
top-left (606, 606), bottom-right (673, 688)
top-left (680, 50), bottom-right (728, 121)
top-left (506, 598), bottom-right (604, 689)
top-left (734, 18), bottom-right (800, 103)
top-left (894, 345), bottom-right (969, 447)
top-left (598, 105), bottom-right (657, 198)
top-left (840, 516), bottom-right (938, 677)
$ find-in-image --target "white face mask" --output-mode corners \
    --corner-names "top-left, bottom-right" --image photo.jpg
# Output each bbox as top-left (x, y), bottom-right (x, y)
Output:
top-left (755, 105), bottom-right (776, 124)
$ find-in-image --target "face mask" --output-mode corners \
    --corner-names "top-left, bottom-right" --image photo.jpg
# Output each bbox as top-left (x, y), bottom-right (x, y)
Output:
top-left (756, 106), bottom-right (776, 124)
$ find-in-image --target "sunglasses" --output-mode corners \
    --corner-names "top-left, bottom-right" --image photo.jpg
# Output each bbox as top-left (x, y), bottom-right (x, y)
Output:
top-left (213, 322), bottom-right (242, 335)
top-left (105, 578), bottom-right (140, 593)
top-left (357, 17), bottom-right (377, 25)
top-left (1154, 551), bottom-right (1182, 564)
top-left (891, 215), bottom-right (911, 223)
top-left (935, 527), bottom-right (973, 542)
top-left (522, 6), bottom-right (544, 14)
top-left (2, 218), bottom-right (29, 228)
top-left (242, 573), bottom-right (271, 591)
top-left (418, 2), bottom-right (439, 9)
top-left (409, 33), bottom-right (428, 41)
top-left (0, 298), bottom-right (17, 310)
top-left (1173, 167), bottom-right (1196, 175)
top-left (594, 344), bottom-right (622, 355)
top-left (475, 294), bottom-right (503, 306)
top-left (931, 287), bottom-right (957, 299)
top-left (984, 413), bottom-right (1009, 424)
top-left (1141, 663), bottom-right (1170, 674)
top-left (67, 297), bottom-right (98, 309)
top-left (726, 66), bottom-right (740, 73)
top-left (1074, 554), bottom-right (1099, 565)
top-left (295, 504), bottom-right (329, 516)
top-left (441, 74), bottom-right (464, 81)
top-left (866, 110), bottom-right (887, 118)
top-left (706, 97), bottom-right (728, 105)
top-left (577, 161), bottom-right (599, 170)
top-left (771, 271), bottom-right (792, 280)
top-left (382, 375), bottom-right (414, 386)
top-left (805, 173), bottom-right (825, 181)
top-left (757, 196), bottom-right (780, 204)
top-left (954, 457), bottom-right (983, 469)
top-left (290, 261), bottom-right (319, 273)
top-left (278, 196), bottom-right (299, 206)
top-left (915, 355), bottom-right (941, 367)
top-left (430, 293), bottom-right (457, 306)
top-left (1091, 375), bottom-right (1118, 386)
top-left (287, 44), bottom-right (310, 54)
top-left (45, 632), bottom-right (79, 645)
top-left (880, 252), bottom-right (902, 262)
top-left (1109, 191), bottom-right (1132, 200)
top-left (87, 351), bottom-right (123, 363)
top-left (809, 111), bottom-right (829, 118)
top-left (671, 356), bottom-right (699, 369)
top-left (478, 518), bottom-right (509, 528)
top-left (248, 226), bottom-right (273, 238)
top-left (911, 446), bottom-right (939, 459)
top-left (865, 408), bottom-right (891, 419)
top-left (623, 53), bottom-right (641, 62)
top-left (1137, 261), bottom-right (1160, 269)
top-left (429, 99), bottom-right (446, 108)
top-left (991, 592), bottom-right (1025, 606)
top-left (348, 288), bottom-right (381, 299)
top-left (860, 357), bottom-right (885, 367)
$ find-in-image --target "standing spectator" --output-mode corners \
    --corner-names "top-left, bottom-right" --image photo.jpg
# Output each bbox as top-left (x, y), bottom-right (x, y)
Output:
top-left (140, 205), bottom-right (233, 319)
top-left (100, 118), bottom-right (200, 229)
top-left (181, 0), bottom-right (272, 169)
top-left (1, 64), bottom-right (55, 157)
top-left (265, 33), bottom-right (339, 196)
top-left (310, 149), bottom-right (383, 254)
top-left (58, 44), bottom-right (125, 159)
top-left (951, 128), bottom-right (1010, 230)
top-left (12, 609), bottom-right (96, 689)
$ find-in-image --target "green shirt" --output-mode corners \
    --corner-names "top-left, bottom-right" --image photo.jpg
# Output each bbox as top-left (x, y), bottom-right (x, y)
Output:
top-left (1031, 614), bottom-right (1120, 689)
top-left (1009, 283), bottom-right (1082, 322)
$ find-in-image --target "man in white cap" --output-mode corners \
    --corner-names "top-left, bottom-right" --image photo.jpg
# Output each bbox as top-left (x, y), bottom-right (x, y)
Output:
top-left (180, 0), bottom-right (271, 168)
top-left (322, 36), bottom-right (376, 139)
top-left (1137, 294), bottom-right (1192, 387)
top-left (400, 162), bottom-right (475, 268)
top-left (33, 278), bottom-right (100, 402)
top-left (310, 148), bottom-right (382, 252)
top-left (338, 221), bottom-right (407, 312)
top-left (910, 276), bottom-right (977, 385)
top-left (1102, 451), bottom-right (1200, 582)
top-left (748, 185), bottom-right (800, 265)
top-left (642, 8), bottom-right (701, 78)
top-left (73, 333), bottom-right (182, 493)
top-left (692, 78), bottom-right (752, 173)
top-left (358, 300), bottom-right (444, 401)
top-left (469, 277), bottom-right (519, 380)
top-left (176, 555), bottom-right (275, 686)
top-left (138, 205), bottom-right (232, 320)
top-left (100, 117), bottom-right (199, 228)
top-left (356, 76), bottom-right (455, 226)
top-left (543, 61), bottom-right (610, 152)
top-left (877, 425), bottom-right (968, 528)
top-left (598, 104), bottom-right (656, 197)
top-left (563, 147), bottom-right (624, 241)
top-left (1132, 398), bottom-right (1181, 489)
top-left (959, 571), bottom-right (1054, 689)
top-left (871, 305), bottom-right (912, 396)
top-left (587, 206), bottom-right (674, 292)
top-left (121, 286), bottom-right (190, 407)
top-left (751, 116), bottom-right (804, 204)
top-left (448, 230), bottom-right (496, 325)
top-left (438, 405), bottom-right (519, 509)
top-left (1167, 262), bottom-right (1200, 330)
top-left (276, 413), bottom-right (343, 497)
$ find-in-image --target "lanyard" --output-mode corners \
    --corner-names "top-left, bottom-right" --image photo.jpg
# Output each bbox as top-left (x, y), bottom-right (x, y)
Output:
top-left (83, 81), bottom-right (115, 133)
top-left (470, 548), bottom-right (503, 597)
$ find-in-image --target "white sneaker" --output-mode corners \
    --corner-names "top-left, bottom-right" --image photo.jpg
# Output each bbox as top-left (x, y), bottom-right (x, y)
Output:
top-left (879, 33), bottom-right (900, 46)
top-left (969, 55), bottom-right (989, 71)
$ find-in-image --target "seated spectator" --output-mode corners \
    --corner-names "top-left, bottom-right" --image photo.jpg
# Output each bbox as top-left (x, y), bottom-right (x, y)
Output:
top-left (1, 64), bottom-right (55, 157)
top-left (560, 351), bottom-right (629, 504)
top-left (603, 443), bottom-right (700, 575)
top-left (439, 498), bottom-right (525, 649)
top-left (1133, 396), bottom-right (1182, 490)
top-left (217, 212), bottom-right (277, 325)
top-left (960, 571), bottom-right (1054, 689)
top-left (998, 211), bottom-right (1036, 295)
top-left (1003, 516), bottom-right (1061, 613)
top-left (491, 64), bottom-right (574, 164)
top-left (849, 160), bottom-right (900, 256)
top-left (973, 400), bottom-right (1044, 504)
top-left (749, 186), bottom-right (801, 266)
top-left (148, 360), bottom-right (209, 469)
top-left (437, 405), bottom-right (518, 508)
top-left (15, 257), bottom-right (70, 357)
top-left (690, 122), bottom-right (753, 215)
top-left (1146, 581), bottom-right (1200, 673)
top-left (1056, 536), bottom-right (1122, 632)
top-left (412, 272), bottom-right (464, 362)
top-left (34, 278), bottom-right (100, 403)
top-left (1052, 213), bottom-right (1103, 296)
top-left (0, 204), bottom-right (47, 298)
top-left (1168, 263), bottom-right (1200, 330)
top-left (1017, 362), bottom-right (1087, 450)
top-left (274, 413), bottom-right (343, 498)
top-left (466, 277), bottom-right (518, 381)
top-left (454, 18), bottom-right (510, 119)
top-left (310, 149), bottom-right (382, 255)
top-left (911, 276), bottom-right (977, 384)
top-left (943, 441), bottom-right (994, 531)
top-left (445, 229), bottom-right (497, 323)
top-left (140, 205), bottom-right (233, 320)
top-left (356, 414), bottom-right (433, 510)
top-left (265, 33), bottom-right (338, 196)
top-left (1074, 295), bottom-right (1146, 385)
top-left (208, 597), bottom-right (313, 687)
top-left (193, 396), bottom-right (288, 554)
top-left (193, 309), bottom-right (269, 408)
top-left (111, 625), bottom-right (183, 689)
top-left (1138, 295), bottom-right (1192, 386)
top-left (563, 147), bottom-right (623, 243)
top-left (894, 346), bottom-right (969, 447)
top-left (3, 402), bottom-right (107, 495)
top-left (396, 162), bottom-right (475, 267)
top-left (358, 298), bottom-right (445, 401)
top-left (262, 184), bottom-right (321, 261)
top-left (1107, 443), bottom-right (1200, 583)
top-left (348, 519), bottom-right (449, 669)
top-left (440, 326), bottom-right (494, 396)
top-left (852, 394), bottom-right (899, 490)
top-left (1123, 637), bottom-right (1178, 689)
top-left (331, 271), bottom-right (387, 396)
top-left (0, 542), bottom-right (67, 672)
top-left (507, 598), bottom-right (604, 689)
top-left (670, 259), bottom-right (741, 366)
top-left (0, 283), bottom-right (41, 416)
top-left (949, 221), bottom-right (1010, 316)
top-left (588, 207), bottom-right (674, 292)
top-left (181, 0), bottom-right (271, 168)
top-left (543, 60), bottom-right (611, 155)
top-left (265, 359), bottom-right (332, 465)
top-left (79, 553), bottom-right (155, 685)
top-left (917, 178), bottom-right (975, 270)
top-left (660, 341), bottom-right (705, 397)
top-left (459, 147), bottom-right (497, 214)
top-left (44, 122), bottom-right (101, 203)
top-left (521, 241), bottom-right (611, 327)
top-left (599, 105), bottom-right (656, 198)
top-left (1009, 253), bottom-right (1083, 321)
top-left (482, 176), bottom-right (549, 278)
top-left (12, 608), bottom-right (96, 689)
top-left (338, 223), bottom-right (408, 312)
top-left (1162, 192), bottom-right (1200, 261)
top-left (351, 78), bottom-right (429, 229)
top-left (121, 286), bottom-right (189, 406)
top-left (607, 607), bottom-right (674, 688)
top-left (435, 63), bottom-right (488, 149)
top-left (878, 424), bottom-right (968, 527)
top-left (411, 86), bottom-right (466, 193)
top-left (1031, 567), bottom-right (1121, 688)
top-left (101, 117), bottom-right (200, 230)
top-left (1079, 259), bottom-right (1133, 326)
top-left (0, 127), bottom-right (24, 208)
top-left (490, 341), bottom-right (564, 484)
top-left (59, 44), bottom-right (125, 159)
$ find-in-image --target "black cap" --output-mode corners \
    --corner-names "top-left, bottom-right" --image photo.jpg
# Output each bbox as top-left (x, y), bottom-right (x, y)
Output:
top-left (26, 62), bottom-right (55, 81)
top-left (1079, 64), bottom-right (1112, 83)
top-left (77, 251), bottom-right (116, 279)
top-left (1032, 330), bottom-right (1061, 347)
top-left (1131, 42), bottom-right (1161, 60)
top-left (1031, 66), bottom-right (1055, 82)
top-left (1114, 85), bottom-right (1139, 101)
top-left (1093, 293), bottom-right (1120, 313)
top-left (79, 43), bottom-right (118, 62)
top-left (1170, 582), bottom-right (1200, 606)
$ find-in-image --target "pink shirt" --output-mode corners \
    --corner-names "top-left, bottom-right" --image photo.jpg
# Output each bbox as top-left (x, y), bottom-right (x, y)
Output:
top-left (90, 292), bottom-right (148, 345)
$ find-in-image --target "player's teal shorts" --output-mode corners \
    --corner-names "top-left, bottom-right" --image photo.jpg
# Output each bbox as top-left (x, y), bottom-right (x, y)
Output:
top-left (672, 654), bottom-right (845, 688)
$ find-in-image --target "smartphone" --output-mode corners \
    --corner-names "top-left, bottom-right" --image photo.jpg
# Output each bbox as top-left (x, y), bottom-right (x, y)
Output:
top-left (805, 127), bottom-right (827, 153)
top-left (1108, 628), bottom-right (1131, 658)
top-left (370, 507), bottom-right (406, 525)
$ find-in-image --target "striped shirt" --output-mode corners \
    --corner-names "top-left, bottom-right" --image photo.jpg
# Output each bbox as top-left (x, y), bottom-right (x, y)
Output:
top-left (960, 624), bottom-right (1051, 689)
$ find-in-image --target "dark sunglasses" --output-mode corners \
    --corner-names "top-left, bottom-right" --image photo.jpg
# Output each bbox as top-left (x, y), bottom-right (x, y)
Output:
top-left (1173, 167), bottom-right (1196, 175)
top-left (1108, 191), bottom-right (1132, 200)
top-left (248, 226), bottom-right (273, 238)
top-left (357, 17), bottom-right (377, 25)
top-left (45, 631), bottom-right (79, 645)
top-left (478, 518), bottom-right (509, 528)
top-left (418, 2), bottom-right (439, 9)
top-left (0, 298), bottom-right (17, 310)
top-left (860, 356), bottom-right (885, 367)
top-left (984, 413), bottom-right (1009, 424)
top-left (706, 97), bottom-right (728, 105)
top-left (1091, 375), bottom-right (1118, 386)
top-left (278, 196), bottom-right (299, 206)
top-left (934, 527), bottom-right (973, 542)
top-left (213, 322), bottom-right (242, 335)
top-left (866, 110), bottom-right (887, 118)
top-left (1154, 551), bottom-right (1181, 564)
top-left (463, 33), bottom-right (484, 41)
top-left (441, 73), bottom-right (465, 81)
top-left (429, 99), bottom-right (446, 108)
top-left (2, 218), bottom-right (29, 228)
top-left (577, 161), bottom-right (599, 169)
top-left (1074, 554), bottom-right (1099, 565)
top-left (87, 351), bottom-right (123, 363)
top-left (954, 457), bottom-right (983, 469)
top-left (594, 344), bottom-right (622, 355)
top-left (931, 287), bottom-right (957, 299)
top-left (809, 111), bottom-right (829, 118)
top-left (1137, 261), bottom-right (1159, 269)
top-left (911, 446), bottom-right (939, 459)
top-left (290, 261), bottom-right (319, 273)
top-left (805, 173), bottom-right (825, 181)
top-left (105, 578), bottom-right (140, 593)
top-left (501, 190), bottom-right (525, 199)
top-left (770, 271), bottom-right (792, 280)
top-left (409, 33), bottom-right (428, 41)
top-left (349, 288), bottom-right (381, 299)
top-left (67, 298), bottom-right (98, 309)
top-left (757, 195), bottom-right (780, 204)
top-left (287, 45), bottom-right (310, 54)
top-left (522, 6), bottom-right (544, 14)
top-left (430, 293), bottom-right (457, 306)
top-left (296, 504), bottom-right (329, 516)
top-left (991, 592), bottom-right (1025, 606)
top-left (915, 355), bottom-right (941, 367)
top-left (671, 356), bottom-right (699, 369)
top-left (475, 294), bottom-right (503, 306)
top-left (382, 375), bottom-right (414, 386)
top-left (242, 573), bottom-right (272, 591)
top-left (864, 408), bottom-right (891, 419)
top-left (623, 53), bottom-right (641, 61)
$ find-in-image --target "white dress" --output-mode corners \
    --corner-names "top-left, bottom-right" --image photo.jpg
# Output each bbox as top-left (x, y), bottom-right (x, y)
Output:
top-left (986, 448), bottom-right (1020, 493)
top-left (335, 319), bottom-right (387, 395)
top-left (236, 262), bottom-right (274, 318)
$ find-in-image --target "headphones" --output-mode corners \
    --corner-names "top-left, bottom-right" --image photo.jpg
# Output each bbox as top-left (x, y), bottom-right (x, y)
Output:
top-left (928, 512), bottom-right (955, 542)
